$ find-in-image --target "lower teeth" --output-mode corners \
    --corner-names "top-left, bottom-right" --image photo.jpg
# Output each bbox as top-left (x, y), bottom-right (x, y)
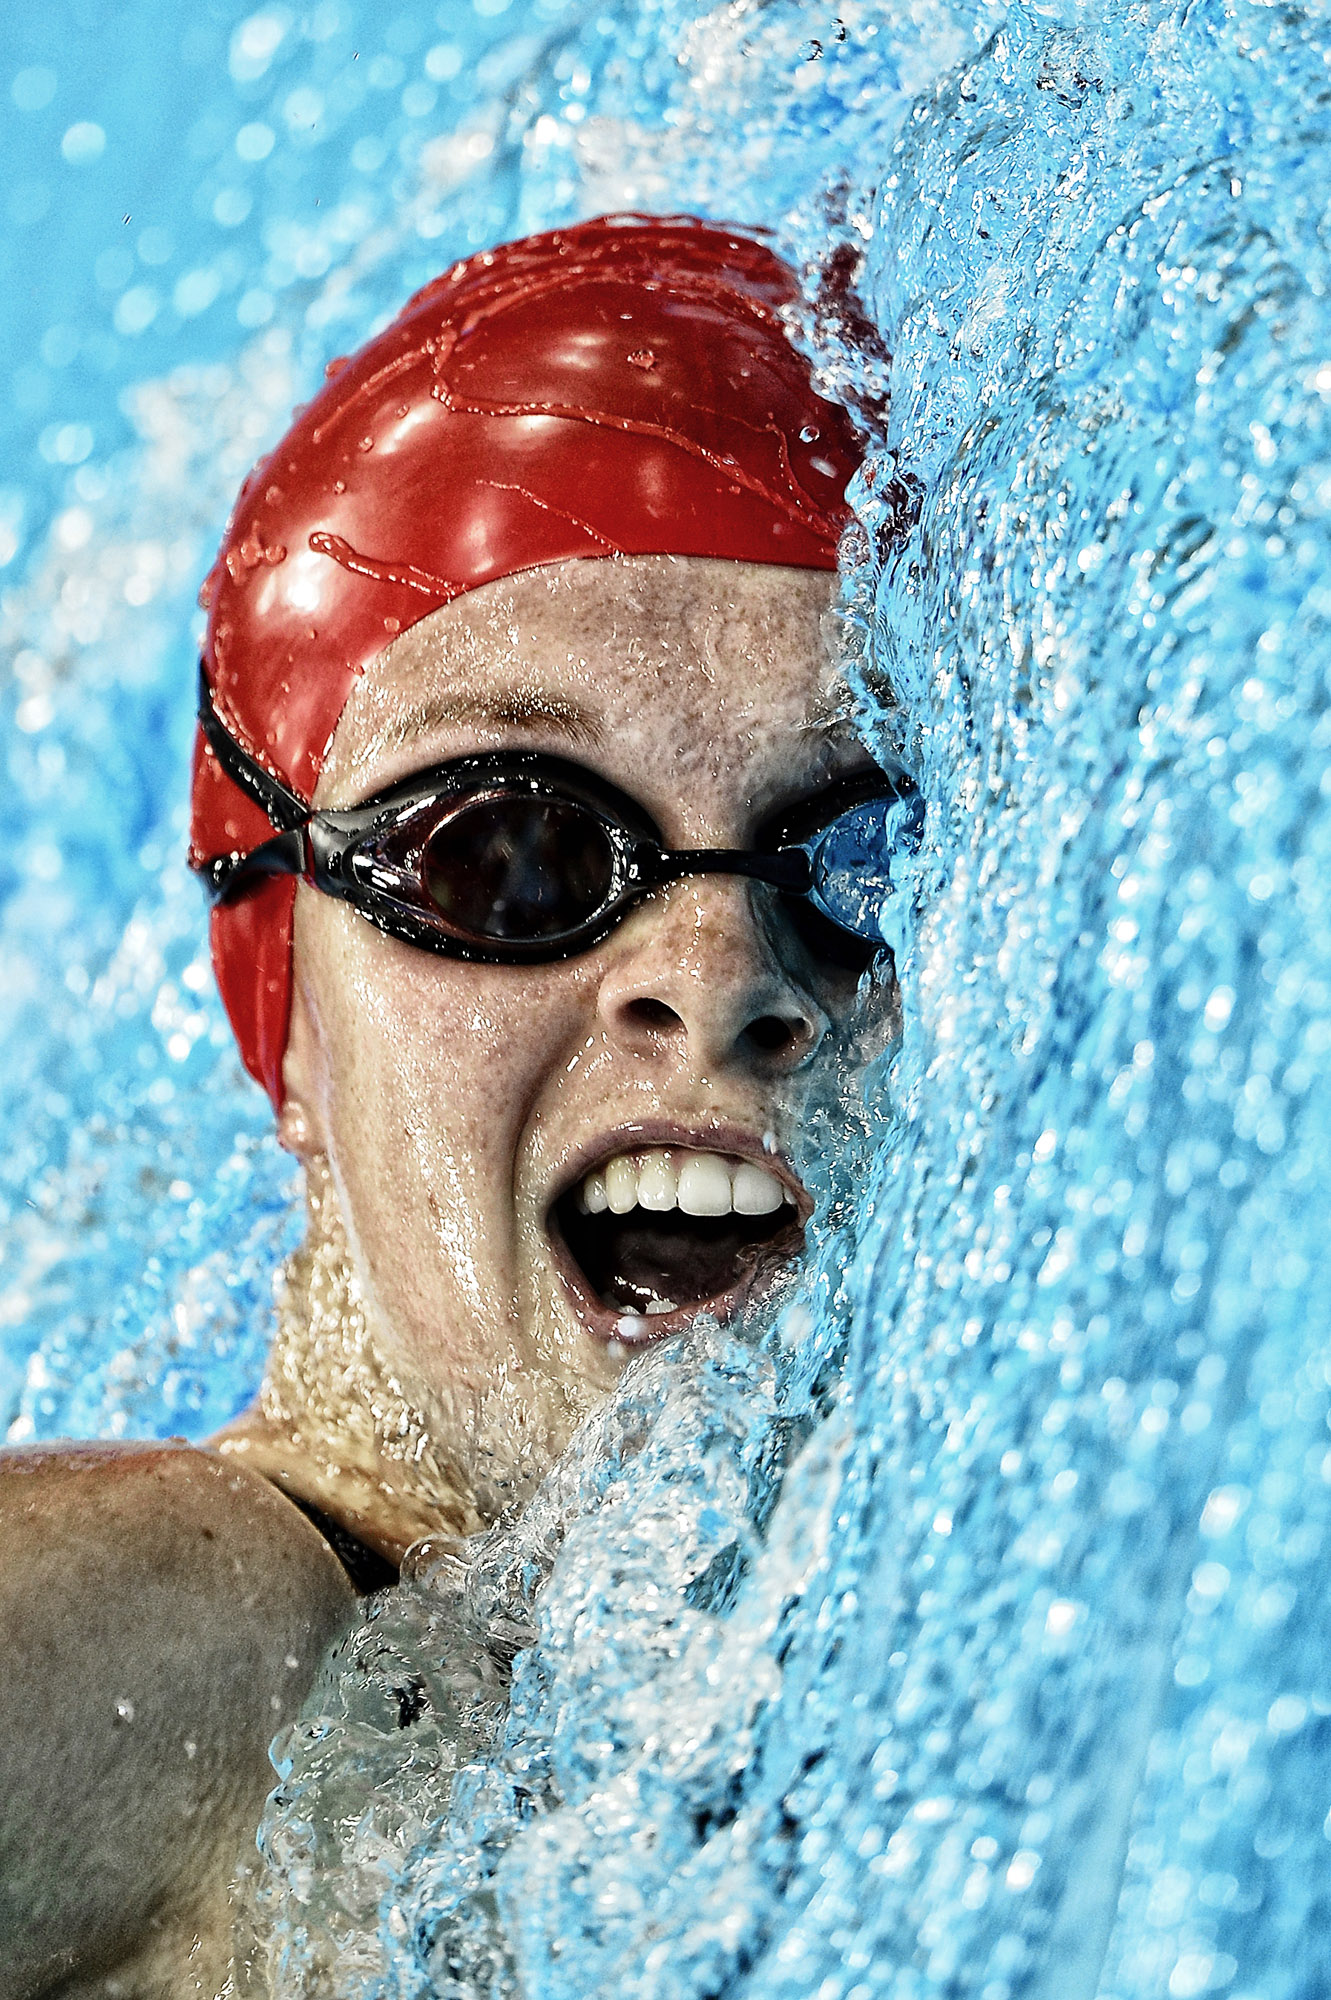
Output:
top-left (644, 1298), bottom-right (677, 1316)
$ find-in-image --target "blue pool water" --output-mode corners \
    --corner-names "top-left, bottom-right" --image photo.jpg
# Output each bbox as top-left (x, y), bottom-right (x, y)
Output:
top-left (4, 1), bottom-right (1331, 1995)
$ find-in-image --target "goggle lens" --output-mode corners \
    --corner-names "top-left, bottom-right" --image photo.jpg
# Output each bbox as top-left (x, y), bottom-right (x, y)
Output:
top-left (807, 793), bottom-right (925, 945)
top-left (423, 793), bottom-right (619, 944)
top-left (196, 672), bottom-right (924, 971)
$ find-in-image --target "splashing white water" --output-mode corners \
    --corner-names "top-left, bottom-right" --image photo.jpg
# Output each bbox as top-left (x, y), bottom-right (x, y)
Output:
top-left (6, 1), bottom-right (1331, 1995)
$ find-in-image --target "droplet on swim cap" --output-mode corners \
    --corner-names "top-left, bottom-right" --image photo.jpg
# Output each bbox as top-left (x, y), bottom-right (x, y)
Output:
top-left (191, 212), bottom-right (866, 1107)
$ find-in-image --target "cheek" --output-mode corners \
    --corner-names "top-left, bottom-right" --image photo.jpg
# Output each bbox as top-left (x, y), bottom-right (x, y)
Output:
top-left (296, 904), bottom-right (583, 1299)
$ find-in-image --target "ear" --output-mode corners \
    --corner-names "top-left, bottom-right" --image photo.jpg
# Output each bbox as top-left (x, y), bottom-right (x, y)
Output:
top-left (276, 975), bottom-right (327, 1160)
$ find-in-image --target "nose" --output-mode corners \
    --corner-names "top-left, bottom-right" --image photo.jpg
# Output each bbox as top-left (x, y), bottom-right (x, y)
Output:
top-left (595, 876), bottom-right (828, 1073)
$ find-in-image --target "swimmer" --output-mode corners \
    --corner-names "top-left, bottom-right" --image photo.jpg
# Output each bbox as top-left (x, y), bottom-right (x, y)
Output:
top-left (0, 216), bottom-right (916, 1994)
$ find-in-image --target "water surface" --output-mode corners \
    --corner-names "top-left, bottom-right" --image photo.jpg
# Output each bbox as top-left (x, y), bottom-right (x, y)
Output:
top-left (3, 2), bottom-right (1330, 1994)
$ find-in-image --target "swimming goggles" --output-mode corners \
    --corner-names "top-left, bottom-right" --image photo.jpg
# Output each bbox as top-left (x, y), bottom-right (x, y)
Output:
top-left (194, 668), bottom-right (923, 970)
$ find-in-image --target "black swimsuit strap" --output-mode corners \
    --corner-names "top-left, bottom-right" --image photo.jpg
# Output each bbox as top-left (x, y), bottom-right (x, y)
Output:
top-left (285, 1491), bottom-right (400, 1595)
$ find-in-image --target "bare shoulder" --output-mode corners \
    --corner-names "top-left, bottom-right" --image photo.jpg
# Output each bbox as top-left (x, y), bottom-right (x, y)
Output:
top-left (0, 1440), bottom-right (358, 2000)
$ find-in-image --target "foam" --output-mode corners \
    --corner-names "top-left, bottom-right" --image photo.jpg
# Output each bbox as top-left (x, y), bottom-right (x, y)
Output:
top-left (6, 2), bottom-right (1331, 1995)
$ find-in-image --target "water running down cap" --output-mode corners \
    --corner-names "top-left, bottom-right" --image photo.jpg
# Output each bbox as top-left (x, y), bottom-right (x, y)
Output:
top-left (191, 213), bottom-right (865, 1107)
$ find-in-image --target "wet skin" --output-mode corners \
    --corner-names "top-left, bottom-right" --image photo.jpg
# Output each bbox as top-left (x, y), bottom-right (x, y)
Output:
top-left (217, 553), bottom-right (877, 1554)
top-left (0, 555), bottom-right (882, 1996)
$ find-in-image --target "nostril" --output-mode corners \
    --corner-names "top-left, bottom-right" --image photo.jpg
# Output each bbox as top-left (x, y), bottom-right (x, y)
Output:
top-left (625, 997), bottom-right (682, 1034)
top-left (744, 1012), bottom-right (802, 1056)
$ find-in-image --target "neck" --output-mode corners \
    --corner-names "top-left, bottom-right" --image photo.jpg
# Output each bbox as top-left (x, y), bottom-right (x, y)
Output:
top-left (212, 1158), bottom-right (484, 1563)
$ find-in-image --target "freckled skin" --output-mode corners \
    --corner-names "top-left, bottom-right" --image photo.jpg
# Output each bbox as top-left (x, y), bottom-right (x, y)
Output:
top-left (0, 1443), bottom-right (355, 2000)
top-left (218, 554), bottom-right (874, 1548)
top-left (0, 554), bottom-right (880, 1992)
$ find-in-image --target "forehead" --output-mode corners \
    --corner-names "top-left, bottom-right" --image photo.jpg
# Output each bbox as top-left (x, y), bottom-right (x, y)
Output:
top-left (318, 554), bottom-right (850, 804)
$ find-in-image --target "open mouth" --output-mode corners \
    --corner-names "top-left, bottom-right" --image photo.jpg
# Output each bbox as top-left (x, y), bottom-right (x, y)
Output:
top-left (548, 1144), bottom-right (806, 1346)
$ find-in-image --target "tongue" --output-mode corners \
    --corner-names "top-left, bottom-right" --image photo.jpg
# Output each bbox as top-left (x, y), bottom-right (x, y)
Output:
top-left (592, 1214), bottom-right (770, 1312)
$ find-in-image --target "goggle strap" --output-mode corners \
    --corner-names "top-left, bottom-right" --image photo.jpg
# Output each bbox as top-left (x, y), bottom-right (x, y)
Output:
top-left (204, 827), bottom-right (307, 905)
top-left (197, 660), bottom-right (312, 835)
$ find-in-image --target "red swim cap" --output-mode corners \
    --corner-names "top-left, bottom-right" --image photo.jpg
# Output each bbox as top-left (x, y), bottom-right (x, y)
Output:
top-left (191, 213), bottom-right (863, 1107)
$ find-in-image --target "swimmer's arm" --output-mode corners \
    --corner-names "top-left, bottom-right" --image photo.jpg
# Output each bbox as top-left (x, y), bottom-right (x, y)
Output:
top-left (0, 1440), bottom-right (357, 1999)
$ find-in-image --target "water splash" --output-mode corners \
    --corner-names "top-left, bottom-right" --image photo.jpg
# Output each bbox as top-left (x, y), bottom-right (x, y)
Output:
top-left (6, 0), bottom-right (1331, 1995)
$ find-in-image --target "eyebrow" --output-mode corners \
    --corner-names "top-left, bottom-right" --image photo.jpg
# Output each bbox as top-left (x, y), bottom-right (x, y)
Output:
top-left (370, 687), bottom-right (605, 757)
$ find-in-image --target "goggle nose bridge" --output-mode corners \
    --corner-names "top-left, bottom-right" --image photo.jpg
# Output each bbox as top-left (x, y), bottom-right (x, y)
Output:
top-left (199, 791), bottom-right (820, 912)
top-left (628, 843), bottom-right (815, 895)
top-left (193, 665), bottom-right (912, 960)
top-left (315, 792), bottom-right (819, 899)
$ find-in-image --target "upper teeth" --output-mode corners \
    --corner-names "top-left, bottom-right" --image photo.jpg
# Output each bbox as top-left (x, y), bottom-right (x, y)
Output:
top-left (577, 1149), bottom-right (794, 1219)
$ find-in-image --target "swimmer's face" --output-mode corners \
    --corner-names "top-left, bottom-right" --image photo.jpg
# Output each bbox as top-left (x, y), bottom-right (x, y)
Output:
top-left (281, 554), bottom-right (885, 1515)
